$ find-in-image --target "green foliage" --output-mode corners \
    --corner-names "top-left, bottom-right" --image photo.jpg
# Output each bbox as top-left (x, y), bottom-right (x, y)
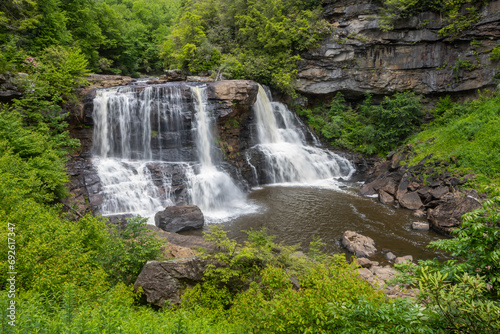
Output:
top-left (418, 268), bottom-right (500, 333)
top-left (380, 0), bottom-right (485, 38)
top-left (453, 59), bottom-right (477, 82)
top-left (299, 91), bottom-right (422, 155)
top-left (425, 197), bottom-right (500, 296)
top-left (0, 107), bottom-right (69, 203)
top-left (491, 44), bottom-right (500, 61)
top-left (162, 0), bottom-right (330, 94)
top-left (408, 92), bottom-right (500, 185)
top-left (0, 0), bottom-right (182, 75)
top-left (98, 216), bottom-right (164, 285)
top-left (327, 297), bottom-right (436, 333)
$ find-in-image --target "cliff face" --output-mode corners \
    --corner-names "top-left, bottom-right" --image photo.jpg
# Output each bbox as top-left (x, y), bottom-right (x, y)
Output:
top-left (296, 0), bottom-right (500, 97)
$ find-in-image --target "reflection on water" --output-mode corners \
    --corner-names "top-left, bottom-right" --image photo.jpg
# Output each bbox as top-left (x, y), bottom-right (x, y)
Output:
top-left (184, 182), bottom-right (447, 264)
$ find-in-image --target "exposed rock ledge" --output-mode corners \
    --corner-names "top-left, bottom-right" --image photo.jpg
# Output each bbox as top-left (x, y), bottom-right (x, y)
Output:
top-left (297, 0), bottom-right (500, 97)
top-left (359, 147), bottom-right (482, 234)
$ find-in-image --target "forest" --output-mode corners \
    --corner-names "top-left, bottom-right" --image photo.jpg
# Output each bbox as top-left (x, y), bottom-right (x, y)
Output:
top-left (1, 0), bottom-right (500, 332)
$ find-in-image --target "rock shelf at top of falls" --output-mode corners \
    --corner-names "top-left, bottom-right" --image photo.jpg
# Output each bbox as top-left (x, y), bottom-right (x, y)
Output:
top-left (81, 79), bottom-right (354, 225)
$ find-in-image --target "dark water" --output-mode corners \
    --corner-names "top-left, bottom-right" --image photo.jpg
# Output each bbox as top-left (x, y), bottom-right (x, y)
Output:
top-left (185, 182), bottom-right (447, 264)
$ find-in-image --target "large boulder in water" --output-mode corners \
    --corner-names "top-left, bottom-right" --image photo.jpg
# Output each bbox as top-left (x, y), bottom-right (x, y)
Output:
top-left (134, 257), bottom-right (205, 307)
top-left (155, 205), bottom-right (204, 233)
top-left (342, 231), bottom-right (377, 258)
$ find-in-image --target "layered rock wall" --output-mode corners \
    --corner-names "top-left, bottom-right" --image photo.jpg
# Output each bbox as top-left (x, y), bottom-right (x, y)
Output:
top-left (297, 0), bottom-right (500, 97)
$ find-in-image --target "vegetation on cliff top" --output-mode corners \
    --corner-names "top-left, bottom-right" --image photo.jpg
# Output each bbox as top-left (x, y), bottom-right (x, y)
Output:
top-left (161, 0), bottom-right (330, 94)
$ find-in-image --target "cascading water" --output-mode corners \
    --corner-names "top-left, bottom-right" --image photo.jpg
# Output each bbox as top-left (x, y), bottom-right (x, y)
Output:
top-left (188, 86), bottom-right (255, 221)
top-left (250, 85), bottom-right (354, 185)
top-left (91, 83), bottom-right (255, 223)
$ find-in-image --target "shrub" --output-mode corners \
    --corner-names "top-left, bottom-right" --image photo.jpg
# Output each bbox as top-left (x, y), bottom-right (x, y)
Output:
top-left (98, 216), bottom-right (164, 285)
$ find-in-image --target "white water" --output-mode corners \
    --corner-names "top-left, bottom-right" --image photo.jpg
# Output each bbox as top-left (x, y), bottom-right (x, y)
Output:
top-left (91, 84), bottom-right (255, 223)
top-left (189, 87), bottom-right (256, 222)
top-left (252, 85), bottom-right (354, 186)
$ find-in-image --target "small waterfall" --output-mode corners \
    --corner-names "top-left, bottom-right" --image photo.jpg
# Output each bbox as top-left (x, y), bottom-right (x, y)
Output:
top-left (251, 85), bottom-right (354, 185)
top-left (189, 86), bottom-right (254, 221)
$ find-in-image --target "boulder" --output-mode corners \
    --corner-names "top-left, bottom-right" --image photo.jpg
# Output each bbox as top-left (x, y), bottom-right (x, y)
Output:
top-left (385, 252), bottom-right (396, 261)
top-left (378, 190), bottom-right (394, 205)
top-left (371, 266), bottom-right (397, 281)
top-left (134, 257), bottom-right (205, 307)
top-left (155, 205), bottom-right (204, 233)
top-left (164, 69), bottom-right (186, 81)
top-left (394, 255), bottom-right (413, 264)
top-left (412, 221), bottom-right (430, 231)
top-left (342, 231), bottom-right (377, 258)
top-left (399, 191), bottom-right (424, 210)
top-left (427, 194), bottom-right (481, 233)
top-left (355, 258), bottom-right (378, 268)
top-left (430, 186), bottom-right (450, 199)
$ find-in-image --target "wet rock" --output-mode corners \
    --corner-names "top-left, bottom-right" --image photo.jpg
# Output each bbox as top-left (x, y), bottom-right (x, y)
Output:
top-left (399, 192), bottom-right (424, 210)
top-left (207, 80), bottom-right (259, 117)
top-left (385, 252), bottom-right (397, 261)
top-left (395, 255), bottom-right (413, 264)
top-left (412, 209), bottom-right (427, 218)
top-left (360, 173), bottom-right (400, 196)
top-left (155, 205), bottom-right (205, 233)
top-left (412, 221), bottom-right (430, 231)
top-left (134, 257), bottom-right (205, 307)
top-left (342, 231), bottom-right (377, 258)
top-left (378, 190), bottom-right (394, 205)
top-left (427, 194), bottom-right (481, 234)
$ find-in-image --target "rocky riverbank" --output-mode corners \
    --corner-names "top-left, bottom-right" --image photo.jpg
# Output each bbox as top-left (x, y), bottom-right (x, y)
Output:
top-left (359, 145), bottom-right (483, 234)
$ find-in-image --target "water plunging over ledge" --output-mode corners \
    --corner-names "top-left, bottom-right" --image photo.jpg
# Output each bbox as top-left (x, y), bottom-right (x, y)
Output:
top-left (91, 84), bottom-right (256, 222)
top-left (91, 82), bottom-right (353, 222)
top-left (248, 85), bottom-right (354, 186)
top-left (89, 81), bottom-right (443, 262)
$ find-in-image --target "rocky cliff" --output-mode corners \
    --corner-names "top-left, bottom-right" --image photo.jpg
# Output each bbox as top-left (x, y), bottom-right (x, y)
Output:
top-left (296, 0), bottom-right (500, 97)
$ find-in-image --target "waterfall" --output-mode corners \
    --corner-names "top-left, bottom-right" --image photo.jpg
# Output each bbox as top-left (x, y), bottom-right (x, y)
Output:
top-left (91, 84), bottom-right (255, 223)
top-left (188, 86), bottom-right (254, 221)
top-left (251, 85), bottom-right (354, 185)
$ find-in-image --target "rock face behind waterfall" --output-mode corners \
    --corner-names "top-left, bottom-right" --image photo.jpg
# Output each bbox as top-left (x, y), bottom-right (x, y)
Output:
top-left (66, 79), bottom-right (260, 218)
top-left (296, 1), bottom-right (500, 97)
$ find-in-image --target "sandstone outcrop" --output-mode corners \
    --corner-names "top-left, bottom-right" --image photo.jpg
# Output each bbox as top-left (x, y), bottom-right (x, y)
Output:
top-left (297, 0), bottom-right (500, 97)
